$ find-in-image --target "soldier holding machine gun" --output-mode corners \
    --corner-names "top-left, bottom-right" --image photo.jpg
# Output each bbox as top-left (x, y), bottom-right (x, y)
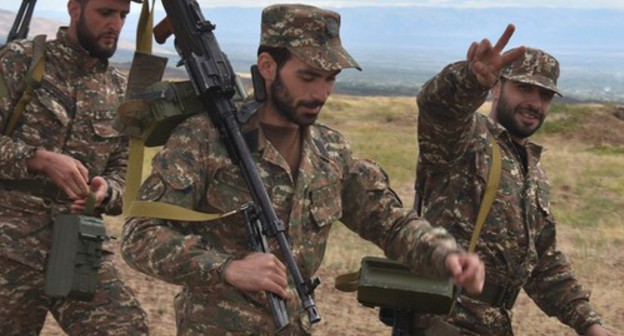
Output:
top-left (122, 2), bottom-right (485, 335)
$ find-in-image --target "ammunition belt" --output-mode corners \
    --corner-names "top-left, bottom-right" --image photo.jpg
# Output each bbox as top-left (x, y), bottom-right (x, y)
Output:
top-left (465, 281), bottom-right (521, 310)
top-left (0, 179), bottom-right (67, 201)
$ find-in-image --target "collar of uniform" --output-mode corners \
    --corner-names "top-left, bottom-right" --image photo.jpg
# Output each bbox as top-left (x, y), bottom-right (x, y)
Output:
top-left (55, 27), bottom-right (109, 72)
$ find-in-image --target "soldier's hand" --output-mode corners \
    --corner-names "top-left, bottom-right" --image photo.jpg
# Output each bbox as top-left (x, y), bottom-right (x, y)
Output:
top-left (69, 176), bottom-right (108, 213)
top-left (445, 252), bottom-right (485, 294)
top-left (466, 24), bottom-right (526, 88)
top-left (584, 323), bottom-right (618, 336)
top-left (26, 148), bottom-right (89, 199)
top-left (223, 252), bottom-right (289, 298)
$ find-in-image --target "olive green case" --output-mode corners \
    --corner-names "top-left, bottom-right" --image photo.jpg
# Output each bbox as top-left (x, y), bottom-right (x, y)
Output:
top-left (336, 256), bottom-right (453, 314)
top-left (44, 214), bottom-right (107, 301)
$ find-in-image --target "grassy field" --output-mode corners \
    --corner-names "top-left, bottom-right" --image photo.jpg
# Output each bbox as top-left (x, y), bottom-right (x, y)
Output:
top-left (42, 96), bottom-right (624, 335)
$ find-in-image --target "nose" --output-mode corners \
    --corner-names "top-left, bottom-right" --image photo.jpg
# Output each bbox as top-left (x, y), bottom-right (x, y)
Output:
top-left (310, 81), bottom-right (332, 103)
top-left (109, 14), bottom-right (125, 32)
top-left (525, 88), bottom-right (547, 111)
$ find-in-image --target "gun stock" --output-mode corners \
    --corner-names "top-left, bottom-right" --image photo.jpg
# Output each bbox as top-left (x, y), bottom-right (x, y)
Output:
top-left (159, 0), bottom-right (321, 330)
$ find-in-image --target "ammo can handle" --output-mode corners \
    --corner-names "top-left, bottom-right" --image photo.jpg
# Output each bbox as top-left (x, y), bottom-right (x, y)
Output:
top-left (84, 192), bottom-right (96, 216)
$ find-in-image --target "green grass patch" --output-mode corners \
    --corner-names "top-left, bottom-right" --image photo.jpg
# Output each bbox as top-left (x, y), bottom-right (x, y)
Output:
top-left (537, 103), bottom-right (591, 135)
top-left (586, 145), bottom-right (624, 155)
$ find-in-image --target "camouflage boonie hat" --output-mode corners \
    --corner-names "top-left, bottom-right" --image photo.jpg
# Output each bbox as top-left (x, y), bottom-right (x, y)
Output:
top-left (501, 47), bottom-right (561, 96)
top-left (260, 4), bottom-right (361, 71)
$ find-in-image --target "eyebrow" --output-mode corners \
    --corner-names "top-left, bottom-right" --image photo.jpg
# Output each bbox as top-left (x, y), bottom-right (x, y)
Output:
top-left (296, 68), bottom-right (341, 78)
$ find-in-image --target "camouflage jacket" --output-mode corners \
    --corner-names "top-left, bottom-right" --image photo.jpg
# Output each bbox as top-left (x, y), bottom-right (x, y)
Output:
top-left (416, 61), bottom-right (601, 335)
top-left (122, 106), bottom-right (459, 334)
top-left (0, 28), bottom-right (128, 268)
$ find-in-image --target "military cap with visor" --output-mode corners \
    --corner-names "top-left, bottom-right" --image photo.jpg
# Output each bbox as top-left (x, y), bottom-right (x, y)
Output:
top-left (500, 47), bottom-right (561, 96)
top-left (260, 4), bottom-right (361, 71)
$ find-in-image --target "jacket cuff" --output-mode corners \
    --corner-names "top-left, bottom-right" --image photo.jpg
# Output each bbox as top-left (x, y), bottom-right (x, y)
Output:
top-left (570, 302), bottom-right (602, 335)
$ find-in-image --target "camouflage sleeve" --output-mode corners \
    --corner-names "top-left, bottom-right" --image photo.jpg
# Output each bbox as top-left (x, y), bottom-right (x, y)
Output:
top-left (340, 158), bottom-right (460, 278)
top-left (0, 41), bottom-right (39, 179)
top-left (97, 70), bottom-right (129, 215)
top-left (523, 182), bottom-right (602, 334)
top-left (121, 116), bottom-right (229, 288)
top-left (97, 135), bottom-right (128, 215)
top-left (416, 61), bottom-right (489, 167)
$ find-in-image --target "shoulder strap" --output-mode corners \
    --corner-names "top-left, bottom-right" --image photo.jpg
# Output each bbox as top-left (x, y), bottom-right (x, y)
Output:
top-left (3, 34), bottom-right (46, 136)
top-left (127, 200), bottom-right (239, 222)
top-left (449, 132), bottom-right (501, 315)
top-left (123, 0), bottom-right (225, 222)
top-left (467, 132), bottom-right (502, 253)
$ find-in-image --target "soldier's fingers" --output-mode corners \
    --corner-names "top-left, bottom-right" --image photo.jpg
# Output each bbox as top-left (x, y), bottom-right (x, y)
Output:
top-left (69, 203), bottom-right (85, 213)
top-left (75, 159), bottom-right (89, 183)
top-left (263, 276), bottom-right (288, 298)
top-left (466, 41), bottom-right (478, 62)
top-left (473, 38), bottom-right (493, 61)
top-left (271, 255), bottom-right (287, 273)
top-left (493, 24), bottom-right (516, 53)
top-left (501, 45), bottom-right (526, 66)
top-left (61, 178), bottom-right (81, 199)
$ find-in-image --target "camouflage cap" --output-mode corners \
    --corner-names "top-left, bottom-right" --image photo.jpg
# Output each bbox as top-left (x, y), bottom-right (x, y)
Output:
top-left (501, 47), bottom-right (561, 95)
top-left (260, 4), bottom-right (361, 71)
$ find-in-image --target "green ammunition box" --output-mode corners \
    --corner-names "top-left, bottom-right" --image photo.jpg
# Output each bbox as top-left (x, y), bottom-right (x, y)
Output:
top-left (44, 214), bottom-right (107, 301)
top-left (337, 256), bottom-right (454, 314)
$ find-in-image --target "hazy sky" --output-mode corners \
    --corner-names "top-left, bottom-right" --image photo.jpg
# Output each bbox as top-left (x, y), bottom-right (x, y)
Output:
top-left (2, 0), bottom-right (624, 13)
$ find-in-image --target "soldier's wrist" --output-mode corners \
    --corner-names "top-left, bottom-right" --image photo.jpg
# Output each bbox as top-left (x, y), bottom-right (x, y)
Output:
top-left (102, 179), bottom-right (113, 205)
top-left (217, 257), bottom-right (235, 285)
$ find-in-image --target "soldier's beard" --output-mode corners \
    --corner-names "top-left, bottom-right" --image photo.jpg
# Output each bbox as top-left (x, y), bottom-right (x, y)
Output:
top-left (76, 13), bottom-right (117, 59)
top-left (270, 72), bottom-right (324, 127)
top-left (496, 92), bottom-right (545, 140)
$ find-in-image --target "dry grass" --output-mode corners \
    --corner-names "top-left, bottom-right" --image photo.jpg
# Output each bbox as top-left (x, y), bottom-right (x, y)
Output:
top-left (42, 96), bottom-right (624, 335)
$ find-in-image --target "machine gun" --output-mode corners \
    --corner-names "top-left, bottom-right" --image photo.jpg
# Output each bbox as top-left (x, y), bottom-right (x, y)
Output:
top-left (3, 0), bottom-right (37, 46)
top-left (154, 0), bottom-right (321, 331)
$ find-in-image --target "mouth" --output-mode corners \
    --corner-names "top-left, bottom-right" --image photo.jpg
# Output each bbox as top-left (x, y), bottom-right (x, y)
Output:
top-left (100, 33), bottom-right (118, 45)
top-left (299, 102), bottom-right (323, 115)
top-left (517, 108), bottom-right (541, 122)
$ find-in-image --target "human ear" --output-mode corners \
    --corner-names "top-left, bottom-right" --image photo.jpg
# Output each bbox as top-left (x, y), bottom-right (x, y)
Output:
top-left (257, 52), bottom-right (277, 82)
top-left (68, 0), bottom-right (81, 22)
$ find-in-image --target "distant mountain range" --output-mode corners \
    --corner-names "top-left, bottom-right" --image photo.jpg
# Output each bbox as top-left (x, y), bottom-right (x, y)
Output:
top-left (2, 6), bottom-right (623, 103)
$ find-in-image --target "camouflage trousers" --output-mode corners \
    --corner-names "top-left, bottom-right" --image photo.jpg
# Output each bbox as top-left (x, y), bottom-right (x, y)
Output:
top-left (0, 254), bottom-right (149, 336)
top-left (173, 287), bottom-right (311, 336)
top-left (411, 299), bottom-right (515, 336)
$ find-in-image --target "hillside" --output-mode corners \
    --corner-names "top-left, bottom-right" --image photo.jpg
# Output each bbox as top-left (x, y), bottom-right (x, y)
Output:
top-left (2, 6), bottom-right (623, 102)
top-left (41, 98), bottom-right (624, 335)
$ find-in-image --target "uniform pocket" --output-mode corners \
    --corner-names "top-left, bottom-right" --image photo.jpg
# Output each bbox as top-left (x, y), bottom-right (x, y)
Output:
top-left (91, 107), bottom-right (122, 139)
top-left (206, 168), bottom-right (252, 212)
top-left (309, 183), bottom-right (342, 228)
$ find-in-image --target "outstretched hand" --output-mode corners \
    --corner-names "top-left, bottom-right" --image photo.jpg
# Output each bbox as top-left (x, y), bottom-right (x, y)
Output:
top-left (445, 252), bottom-right (485, 294)
top-left (466, 24), bottom-right (526, 88)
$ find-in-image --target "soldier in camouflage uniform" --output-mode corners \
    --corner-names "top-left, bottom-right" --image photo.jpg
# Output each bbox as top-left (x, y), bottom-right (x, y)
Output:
top-left (413, 24), bottom-right (615, 336)
top-left (0, 0), bottom-right (148, 334)
top-left (122, 4), bottom-right (485, 336)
